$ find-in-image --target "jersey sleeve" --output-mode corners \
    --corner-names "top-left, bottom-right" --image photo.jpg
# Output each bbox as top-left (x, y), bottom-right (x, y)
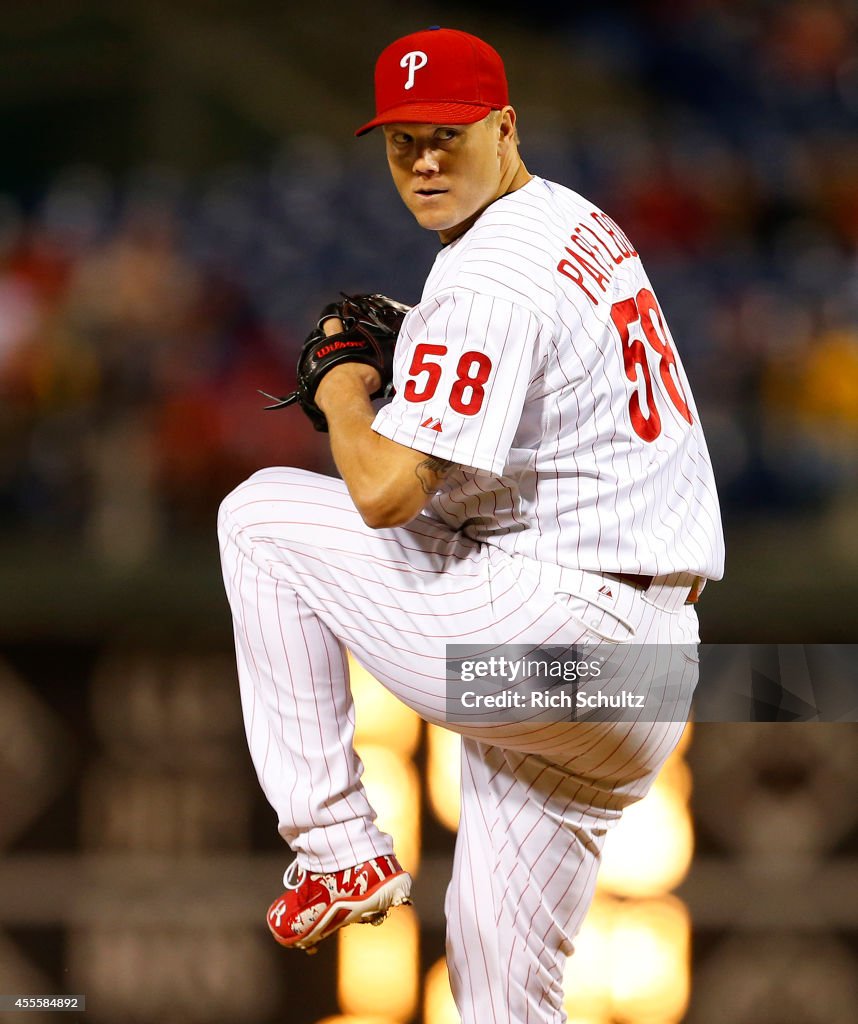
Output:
top-left (372, 289), bottom-right (545, 475)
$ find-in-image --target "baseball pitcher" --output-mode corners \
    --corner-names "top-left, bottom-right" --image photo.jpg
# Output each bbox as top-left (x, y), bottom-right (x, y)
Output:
top-left (218, 26), bottom-right (725, 1024)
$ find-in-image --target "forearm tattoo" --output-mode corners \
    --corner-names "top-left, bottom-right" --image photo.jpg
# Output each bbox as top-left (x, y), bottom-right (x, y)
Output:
top-left (415, 455), bottom-right (455, 495)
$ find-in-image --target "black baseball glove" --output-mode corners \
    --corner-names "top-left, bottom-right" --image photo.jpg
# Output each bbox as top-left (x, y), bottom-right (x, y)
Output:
top-left (260, 293), bottom-right (410, 432)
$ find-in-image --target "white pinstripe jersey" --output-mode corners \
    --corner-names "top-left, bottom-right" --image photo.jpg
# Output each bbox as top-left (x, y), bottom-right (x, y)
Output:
top-left (372, 176), bottom-right (725, 580)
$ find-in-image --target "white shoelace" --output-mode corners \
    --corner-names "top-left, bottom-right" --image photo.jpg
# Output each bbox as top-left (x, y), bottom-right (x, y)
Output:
top-left (282, 859), bottom-right (307, 890)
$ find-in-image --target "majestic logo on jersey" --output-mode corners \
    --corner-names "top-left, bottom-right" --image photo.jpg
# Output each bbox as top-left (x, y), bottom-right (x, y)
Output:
top-left (421, 416), bottom-right (443, 432)
top-left (400, 51), bottom-right (428, 90)
top-left (597, 585), bottom-right (614, 599)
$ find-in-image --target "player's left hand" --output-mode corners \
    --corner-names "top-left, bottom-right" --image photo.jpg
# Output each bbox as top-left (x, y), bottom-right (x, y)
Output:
top-left (260, 293), bottom-right (410, 432)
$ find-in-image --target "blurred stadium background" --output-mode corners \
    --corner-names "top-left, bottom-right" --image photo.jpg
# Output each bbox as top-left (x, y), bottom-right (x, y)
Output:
top-left (0, 1), bottom-right (856, 1021)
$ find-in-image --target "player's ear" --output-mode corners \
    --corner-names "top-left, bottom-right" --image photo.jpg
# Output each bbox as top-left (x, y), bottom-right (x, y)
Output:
top-left (497, 106), bottom-right (517, 151)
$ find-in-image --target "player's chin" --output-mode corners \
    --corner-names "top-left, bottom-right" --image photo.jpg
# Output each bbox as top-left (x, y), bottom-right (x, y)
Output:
top-left (407, 203), bottom-right (458, 233)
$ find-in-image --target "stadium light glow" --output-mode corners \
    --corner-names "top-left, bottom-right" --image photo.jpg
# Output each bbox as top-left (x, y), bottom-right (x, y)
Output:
top-left (563, 896), bottom-right (615, 1019)
top-left (348, 652), bottom-right (422, 757)
top-left (564, 895), bottom-right (690, 1023)
top-left (354, 744), bottom-right (421, 874)
top-left (673, 721), bottom-right (693, 755)
top-left (315, 1016), bottom-right (397, 1024)
top-left (338, 905), bottom-right (419, 1021)
top-left (611, 897), bottom-right (690, 1021)
top-left (423, 956), bottom-right (460, 1024)
top-left (596, 756), bottom-right (693, 897)
top-left (426, 724), bottom-right (461, 832)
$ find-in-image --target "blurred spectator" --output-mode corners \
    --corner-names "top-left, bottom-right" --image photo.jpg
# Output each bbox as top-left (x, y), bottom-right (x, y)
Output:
top-left (1, 1), bottom-right (857, 559)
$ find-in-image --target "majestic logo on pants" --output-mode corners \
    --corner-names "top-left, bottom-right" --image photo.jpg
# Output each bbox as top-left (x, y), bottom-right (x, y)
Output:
top-left (400, 51), bottom-right (428, 90)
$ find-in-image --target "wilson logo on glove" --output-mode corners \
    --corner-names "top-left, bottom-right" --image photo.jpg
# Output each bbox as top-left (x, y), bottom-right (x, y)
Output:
top-left (259, 293), bottom-right (410, 432)
top-left (315, 339), bottom-right (368, 358)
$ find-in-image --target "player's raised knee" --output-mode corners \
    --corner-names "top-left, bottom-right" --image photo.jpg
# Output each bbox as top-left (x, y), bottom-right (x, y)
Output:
top-left (217, 467), bottom-right (295, 536)
top-left (218, 466), bottom-right (341, 537)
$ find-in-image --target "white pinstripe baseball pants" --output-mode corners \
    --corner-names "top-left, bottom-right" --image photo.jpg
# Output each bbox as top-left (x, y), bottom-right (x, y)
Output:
top-left (217, 467), bottom-right (700, 1024)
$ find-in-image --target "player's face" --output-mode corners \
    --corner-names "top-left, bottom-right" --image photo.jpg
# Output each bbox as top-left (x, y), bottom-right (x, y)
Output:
top-left (383, 111), bottom-right (517, 243)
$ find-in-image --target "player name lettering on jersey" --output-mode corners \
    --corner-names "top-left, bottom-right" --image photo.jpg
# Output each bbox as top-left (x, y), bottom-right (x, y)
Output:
top-left (556, 211), bottom-right (639, 307)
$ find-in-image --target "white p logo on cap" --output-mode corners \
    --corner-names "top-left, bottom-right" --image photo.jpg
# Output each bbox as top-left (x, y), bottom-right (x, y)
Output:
top-left (400, 50), bottom-right (428, 90)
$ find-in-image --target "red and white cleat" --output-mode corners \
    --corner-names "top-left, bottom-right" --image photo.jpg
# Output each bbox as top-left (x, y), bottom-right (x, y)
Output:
top-left (266, 855), bottom-right (412, 952)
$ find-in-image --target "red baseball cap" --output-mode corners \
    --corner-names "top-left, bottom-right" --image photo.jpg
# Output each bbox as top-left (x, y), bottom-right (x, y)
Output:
top-left (355, 27), bottom-right (509, 137)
